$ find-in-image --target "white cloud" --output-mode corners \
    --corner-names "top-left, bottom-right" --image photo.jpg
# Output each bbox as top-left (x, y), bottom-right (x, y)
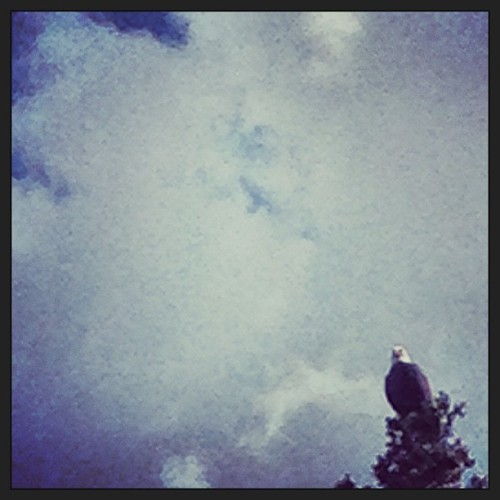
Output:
top-left (240, 359), bottom-right (387, 447)
top-left (160, 455), bottom-right (209, 488)
top-left (304, 12), bottom-right (362, 43)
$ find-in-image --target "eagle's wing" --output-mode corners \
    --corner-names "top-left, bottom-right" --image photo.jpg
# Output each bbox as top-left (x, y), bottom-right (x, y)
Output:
top-left (385, 362), bottom-right (432, 414)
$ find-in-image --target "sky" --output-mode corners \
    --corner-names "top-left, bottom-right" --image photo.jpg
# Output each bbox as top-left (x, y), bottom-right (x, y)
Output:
top-left (11, 11), bottom-right (488, 488)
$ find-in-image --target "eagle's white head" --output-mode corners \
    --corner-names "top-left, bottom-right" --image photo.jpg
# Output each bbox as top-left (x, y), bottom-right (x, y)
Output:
top-left (391, 345), bottom-right (412, 365)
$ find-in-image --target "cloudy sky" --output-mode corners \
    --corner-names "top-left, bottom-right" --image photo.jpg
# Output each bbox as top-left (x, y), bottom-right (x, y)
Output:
top-left (12, 12), bottom-right (487, 488)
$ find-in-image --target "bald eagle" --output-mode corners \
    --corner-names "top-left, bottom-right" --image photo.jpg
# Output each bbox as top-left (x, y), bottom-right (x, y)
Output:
top-left (385, 345), bottom-right (433, 416)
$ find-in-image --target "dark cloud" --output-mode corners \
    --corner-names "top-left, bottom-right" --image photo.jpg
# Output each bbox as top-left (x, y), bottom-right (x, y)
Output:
top-left (84, 12), bottom-right (189, 47)
top-left (11, 12), bottom-right (55, 103)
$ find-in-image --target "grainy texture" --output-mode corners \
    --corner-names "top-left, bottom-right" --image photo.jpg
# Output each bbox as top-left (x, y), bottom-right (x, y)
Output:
top-left (12, 12), bottom-right (487, 488)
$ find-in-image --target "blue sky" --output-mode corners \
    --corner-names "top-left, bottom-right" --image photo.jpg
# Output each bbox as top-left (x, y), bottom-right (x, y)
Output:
top-left (12, 12), bottom-right (487, 487)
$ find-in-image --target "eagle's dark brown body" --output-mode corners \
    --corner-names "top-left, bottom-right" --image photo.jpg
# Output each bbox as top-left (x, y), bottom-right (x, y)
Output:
top-left (385, 361), bottom-right (432, 416)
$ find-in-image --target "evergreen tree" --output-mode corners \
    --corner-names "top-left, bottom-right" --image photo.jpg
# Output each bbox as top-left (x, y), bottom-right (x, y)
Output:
top-left (373, 391), bottom-right (474, 488)
top-left (334, 391), bottom-right (487, 489)
top-left (333, 473), bottom-right (357, 489)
